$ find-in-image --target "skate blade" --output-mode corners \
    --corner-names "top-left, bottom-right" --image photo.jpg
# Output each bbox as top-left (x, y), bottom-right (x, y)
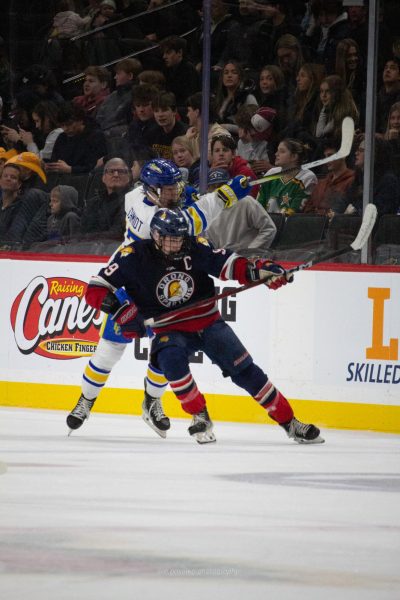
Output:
top-left (193, 431), bottom-right (217, 444)
top-left (67, 429), bottom-right (74, 437)
top-left (294, 435), bottom-right (325, 444)
top-left (142, 414), bottom-right (167, 439)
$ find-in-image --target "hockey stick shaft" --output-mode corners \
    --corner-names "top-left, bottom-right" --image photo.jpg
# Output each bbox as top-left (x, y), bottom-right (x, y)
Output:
top-left (249, 116), bottom-right (355, 187)
top-left (144, 204), bottom-right (377, 327)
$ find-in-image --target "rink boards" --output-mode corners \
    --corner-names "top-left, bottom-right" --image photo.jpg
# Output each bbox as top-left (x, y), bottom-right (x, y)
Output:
top-left (0, 253), bottom-right (399, 433)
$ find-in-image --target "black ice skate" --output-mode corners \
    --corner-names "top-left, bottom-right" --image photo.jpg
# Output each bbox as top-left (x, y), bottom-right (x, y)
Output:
top-left (280, 417), bottom-right (325, 444)
top-left (188, 408), bottom-right (216, 444)
top-left (142, 390), bottom-right (170, 439)
top-left (66, 394), bottom-right (95, 435)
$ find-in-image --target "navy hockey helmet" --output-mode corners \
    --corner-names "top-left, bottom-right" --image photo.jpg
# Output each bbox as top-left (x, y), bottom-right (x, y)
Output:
top-left (140, 159), bottom-right (184, 207)
top-left (150, 208), bottom-right (190, 261)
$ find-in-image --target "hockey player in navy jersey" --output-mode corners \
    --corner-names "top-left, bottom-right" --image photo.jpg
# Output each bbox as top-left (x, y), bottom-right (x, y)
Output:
top-left (84, 208), bottom-right (325, 445)
top-left (66, 158), bottom-right (253, 438)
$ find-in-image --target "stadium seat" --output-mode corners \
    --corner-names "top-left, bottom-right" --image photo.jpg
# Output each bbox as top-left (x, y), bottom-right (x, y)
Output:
top-left (273, 214), bottom-right (327, 249)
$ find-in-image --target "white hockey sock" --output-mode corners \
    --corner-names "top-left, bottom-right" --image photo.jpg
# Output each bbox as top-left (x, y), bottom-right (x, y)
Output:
top-left (145, 363), bottom-right (168, 399)
top-left (81, 338), bottom-right (127, 400)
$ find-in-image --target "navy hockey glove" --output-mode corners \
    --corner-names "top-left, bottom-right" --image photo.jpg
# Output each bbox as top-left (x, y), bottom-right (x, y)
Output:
top-left (111, 288), bottom-right (146, 339)
top-left (217, 175), bottom-right (250, 207)
top-left (247, 259), bottom-right (294, 290)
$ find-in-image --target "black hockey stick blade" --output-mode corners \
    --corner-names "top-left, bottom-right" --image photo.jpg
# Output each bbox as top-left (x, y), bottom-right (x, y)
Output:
top-left (144, 204), bottom-right (377, 327)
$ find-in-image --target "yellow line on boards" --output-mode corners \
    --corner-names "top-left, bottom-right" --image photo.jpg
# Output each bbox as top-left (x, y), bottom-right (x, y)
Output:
top-left (0, 381), bottom-right (399, 433)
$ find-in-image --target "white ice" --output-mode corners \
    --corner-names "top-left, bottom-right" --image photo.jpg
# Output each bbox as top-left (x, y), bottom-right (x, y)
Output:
top-left (0, 407), bottom-right (399, 600)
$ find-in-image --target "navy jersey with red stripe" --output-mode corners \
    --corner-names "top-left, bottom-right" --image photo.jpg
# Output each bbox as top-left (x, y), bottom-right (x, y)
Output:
top-left (93, 238), bottom-right (238, 332)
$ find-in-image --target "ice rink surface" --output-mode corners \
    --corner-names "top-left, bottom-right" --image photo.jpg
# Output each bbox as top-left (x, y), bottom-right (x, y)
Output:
top-left (0, 407), bottom-right (399, 600)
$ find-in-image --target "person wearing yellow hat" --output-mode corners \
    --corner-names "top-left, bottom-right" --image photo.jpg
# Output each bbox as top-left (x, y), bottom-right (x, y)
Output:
top-left (0, 147), bottom-right (18, 177)
top-left (5, 151), bottom-right (47, 184)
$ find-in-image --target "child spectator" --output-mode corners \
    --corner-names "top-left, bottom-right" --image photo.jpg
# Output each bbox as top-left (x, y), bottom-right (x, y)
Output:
top-left (47, 185), bottom-right (81, 240)
top-left (257, 138), bottom-right (317, 214)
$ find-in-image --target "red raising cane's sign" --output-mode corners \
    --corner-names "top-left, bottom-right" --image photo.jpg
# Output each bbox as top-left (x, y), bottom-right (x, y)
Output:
top-left (10, 276), bottom-right (103, 360)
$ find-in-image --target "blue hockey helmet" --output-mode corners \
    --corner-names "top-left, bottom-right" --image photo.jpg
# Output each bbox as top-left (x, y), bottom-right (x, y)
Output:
top-left (140, 159), bottom-right (184, 206)
top-left (150, 208), bottom-right (190, 261)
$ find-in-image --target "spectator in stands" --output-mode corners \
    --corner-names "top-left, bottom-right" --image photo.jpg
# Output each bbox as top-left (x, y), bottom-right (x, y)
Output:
top-left (255, 64), bottom-right (288, 130)
top-left (331, 136), bottom-right (400, 217)
top-left (204, 167), bottom-right (277, 257)
top-left (305, 0), bottom-right (351, 74)
top-left (17, 65), bottom-right (65, 106)
top-left (81, 157), bottom-right (132, 236)
top-left (376, 58), bottom-right (400, 133)
top-left (185, 92), bottom-right (230, 162)
top-left (274, 34), bottom-right (304, 109)
top-left (6, 151), bottom-right (47, 190)
top-left (96, 58), bottom-right (142, 139)
top-left (283, 62), bottom-right (325, 141)
top-left (235, 105), bottom-right (276, 175)
top-left (5, 101), bottom-right (63, 161)
top-left (210, 134), bottom-right (258, 197)
top-left (214, 61), bottom-right (258, 129)
top-left (47, 185), bottom-right (81, 240)
top-left (146, 91), bottom-right (188, 159)
top-left (1, 90), bottom-right (40, 154)
top-left (303, 139), bottom-right (355, 215)
top-left (159, 36), bottom-right (199, 107)
top-left (315, 74), bottom-right (359, 141)
top-left (0, 147), bottom-right (17, 178)
top-left (192, 0), bottom-right (241, 77)
top-left (240, 0), bottom-right (302, 70)
top-left (138, 70), bottom-right (166, 89)
top-left (1, 154), bottom-right (48, 245)
top-left (334, 38), bottom-right (365, 115)
top-left (0, 163), bottom-right (23, 245)
top-left (127, 84), bottom-right (159, 160)
top-left (257, 138), bottom-right (317, 214)
top-left (47, 102), bottom-right (107, 174)
top-left (49, 0), bottom-right (90, 39)
top-left (72, 66), bottom-right (111, 117)
top-left (171, 136), bottom-right (198, 172)
top-left (383, 101), bottom-right (400, 153)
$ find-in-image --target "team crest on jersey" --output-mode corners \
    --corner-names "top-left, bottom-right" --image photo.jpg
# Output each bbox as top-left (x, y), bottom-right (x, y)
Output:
top-left (120, 246), bottom-right (135, 257)
top-left (156, 271), bottom-right (194, 307)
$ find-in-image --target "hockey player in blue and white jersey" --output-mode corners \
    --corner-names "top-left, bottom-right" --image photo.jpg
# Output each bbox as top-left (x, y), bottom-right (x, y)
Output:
top-left (66, 158), bottom-right (253, 438)
top-left (84, 208), bottom-right (325, 445)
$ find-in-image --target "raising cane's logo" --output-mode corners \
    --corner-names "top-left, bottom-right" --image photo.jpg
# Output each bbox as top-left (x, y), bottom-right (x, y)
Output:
top-left (10, 276), bottom-right (103, 360)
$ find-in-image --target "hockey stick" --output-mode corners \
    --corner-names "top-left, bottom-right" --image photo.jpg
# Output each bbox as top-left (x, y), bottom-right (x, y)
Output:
top-left (249, 116), bottom-right (355, 186)
top-left (144, 203), bottom-right (377, 327)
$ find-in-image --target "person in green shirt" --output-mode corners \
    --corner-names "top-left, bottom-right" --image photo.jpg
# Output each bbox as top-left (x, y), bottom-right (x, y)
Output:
top-left (257, 138), bottom-right (317, 215)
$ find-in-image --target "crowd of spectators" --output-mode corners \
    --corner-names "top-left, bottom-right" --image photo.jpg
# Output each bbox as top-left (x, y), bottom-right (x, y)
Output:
top-left (0, 0), bottom-right (399, 257)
